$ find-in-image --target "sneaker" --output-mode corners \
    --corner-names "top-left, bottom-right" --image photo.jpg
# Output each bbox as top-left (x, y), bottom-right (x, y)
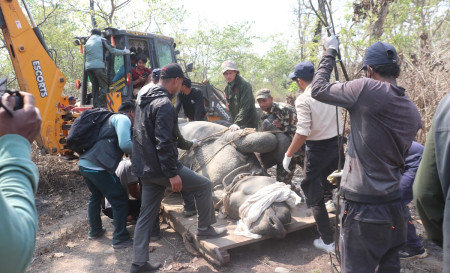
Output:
top-left (325, 200), bottom-right (336, 213)
top-left (113, 238), bottom-right (133, 249)
top-left (313, 237), bottom-right (335, 254)
top-left (130, 262), bottom-right (161, 273)
top-left (182, 210), bottom-right (197, 217)
top-left (196, 226), bottom-right (227, 239)
top-left (88, 228), bottom-right (106, 240)
top-left (399, 246), bottom-right (428, 259)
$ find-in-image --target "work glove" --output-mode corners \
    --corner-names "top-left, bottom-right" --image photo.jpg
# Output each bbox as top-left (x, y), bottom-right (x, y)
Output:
top-left (124, 48), bottom-right (131, 54)
top-left (282, 154), bottom-right (292, 173)
top-left (229, 124), bottom-right (240, 132)
top-left (323, 35), bottom-right (339, 51)
top-left (192, 138), bottom-right (200, 148)
top-left (327, 169), bottom-right (343, 186)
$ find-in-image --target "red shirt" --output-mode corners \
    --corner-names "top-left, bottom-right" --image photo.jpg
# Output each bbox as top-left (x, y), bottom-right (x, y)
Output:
top-left (132, 67), bottom-right (152, 89)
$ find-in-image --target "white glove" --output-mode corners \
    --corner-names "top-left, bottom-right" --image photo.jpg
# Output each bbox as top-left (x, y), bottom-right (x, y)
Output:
top-left (192, 138), bottom-right (200, 148)
top-left (323, 35), bottom-right (339, 51)
top-left (283, 154), bottom-right (292, 173)
top-left (229, 124), bottom-right (240, 132)
top-left (124, 48), bottom-right (131, 54)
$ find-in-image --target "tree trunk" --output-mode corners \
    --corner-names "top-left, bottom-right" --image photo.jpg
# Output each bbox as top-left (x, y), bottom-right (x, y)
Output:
top-left (371, 0), bottom-right (390, 40)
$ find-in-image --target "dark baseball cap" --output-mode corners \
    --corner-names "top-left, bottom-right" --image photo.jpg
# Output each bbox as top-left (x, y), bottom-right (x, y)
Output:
top-left (160, 63), bottom-right (187, 79)
top-left (118, 100), bottom-right (135, 112)
top-left (68, 96), bottom-right (77, 101)
top-left (289, 61), bottom-right (315, 81)
top-left (359, 42), bottom-right (398, 72)
top-left (152, 68), bottom-right (161, 78)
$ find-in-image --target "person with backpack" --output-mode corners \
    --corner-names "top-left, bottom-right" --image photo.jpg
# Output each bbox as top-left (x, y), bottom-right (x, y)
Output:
top-left (78, 101), bottom-right (135, 249)
top-left (85, 28), bottom-right (130, 108)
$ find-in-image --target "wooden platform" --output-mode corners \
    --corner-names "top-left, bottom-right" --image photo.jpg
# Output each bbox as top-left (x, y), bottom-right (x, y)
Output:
top-left (161, 193), bottom-right (333, 266)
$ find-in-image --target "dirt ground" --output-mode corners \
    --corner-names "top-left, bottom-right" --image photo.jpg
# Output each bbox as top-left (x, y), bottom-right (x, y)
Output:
top-left (28, 152), bottom-right (443, 273)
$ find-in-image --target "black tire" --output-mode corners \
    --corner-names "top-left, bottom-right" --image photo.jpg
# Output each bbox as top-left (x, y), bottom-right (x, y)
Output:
top-left (62, 124), bottom-right (72, 131)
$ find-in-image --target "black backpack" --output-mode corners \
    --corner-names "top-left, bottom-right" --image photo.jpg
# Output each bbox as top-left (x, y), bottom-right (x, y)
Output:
top-left (66, 108), bottom-right (115, 154)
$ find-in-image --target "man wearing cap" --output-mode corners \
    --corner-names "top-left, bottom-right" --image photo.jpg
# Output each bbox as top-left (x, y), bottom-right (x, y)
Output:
top-left (78, 101), bottom-right (135, 249)
top-left (151, 68), bottom-right (161, 84)
top-left (221, 60), bottom-right (259, 131)
top-left (282, 61), bottom-right (342, 254)
top-left (312, 37), bottom-right (422, 272)
top-left (85, 28), bottom-right (130, 108)
top-left (63, 96), bottom-right (78, 111)
top-left (175, 78), bottom-right (206, 121)
top-left (131, 63), bottom-right (227, 273)
top-left (68, 96), bottom-right (77, 106)
top-left (256, 88), bottom-right (300, 183)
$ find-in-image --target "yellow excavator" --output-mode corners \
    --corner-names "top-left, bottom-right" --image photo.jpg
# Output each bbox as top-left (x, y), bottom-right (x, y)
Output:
top-left (1, 0), bottom-right (231, 157)
top-left (0, 0), bottom-right (68, 155)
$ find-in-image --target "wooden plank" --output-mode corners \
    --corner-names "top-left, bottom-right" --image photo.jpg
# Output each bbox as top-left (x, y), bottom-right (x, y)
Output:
top-left (162, 192), bottom-right (334, 265)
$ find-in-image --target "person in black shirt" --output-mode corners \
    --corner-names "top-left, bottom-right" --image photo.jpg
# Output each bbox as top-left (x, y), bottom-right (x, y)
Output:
top-left (175, 78), bottom-right (206, 121)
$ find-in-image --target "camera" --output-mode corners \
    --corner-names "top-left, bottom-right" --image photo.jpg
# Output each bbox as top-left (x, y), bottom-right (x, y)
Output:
top-left (142, 72), bottom-right (150, 78)
top-left (0, 90), bottom-right (24, 113)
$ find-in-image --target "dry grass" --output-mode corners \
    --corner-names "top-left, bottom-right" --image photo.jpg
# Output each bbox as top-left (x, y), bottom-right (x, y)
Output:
top-left (399, 44), bottom-right (449, 144)
top-left (31, 145), bottom-right (82, 194)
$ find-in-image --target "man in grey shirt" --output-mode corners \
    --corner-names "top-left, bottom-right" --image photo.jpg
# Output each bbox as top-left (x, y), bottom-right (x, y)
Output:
top-left (311, 37), bottom-right (422, 272)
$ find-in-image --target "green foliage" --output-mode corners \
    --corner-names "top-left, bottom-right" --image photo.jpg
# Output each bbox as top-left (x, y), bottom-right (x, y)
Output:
top-left (0, 0), bottom-right (447, 115)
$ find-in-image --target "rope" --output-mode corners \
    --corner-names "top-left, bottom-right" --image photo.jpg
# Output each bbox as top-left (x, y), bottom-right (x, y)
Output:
top-left (214, 173), bottom-right (250, 214)
top-left (193, 128), bottom-right (256, 172)
top-left (179, 127), bottom-right (258, 172)
top-left (178, 127), bottom-right (231, 160)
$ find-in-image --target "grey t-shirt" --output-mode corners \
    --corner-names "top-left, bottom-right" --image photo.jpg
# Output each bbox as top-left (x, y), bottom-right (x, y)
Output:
top-left (311, 49), bottom-right (422, 203)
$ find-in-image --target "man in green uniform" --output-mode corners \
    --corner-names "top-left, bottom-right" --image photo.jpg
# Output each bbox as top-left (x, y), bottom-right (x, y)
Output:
top-left (221, 60), bottom-right (259, 131)
top-left (256, 88), bottom-right (303, 184)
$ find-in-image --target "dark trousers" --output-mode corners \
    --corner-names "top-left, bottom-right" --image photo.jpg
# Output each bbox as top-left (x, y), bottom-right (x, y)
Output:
top-left (181, 191), bottom-right (196, 211)
top-left (301, 137), bottom-right (340, 244)
top-left (86, 68), bottom-right (108, 108)
top-left (340, 199), bottom-right (409, 273)
top-left (79, 166), bottom-right (130, 245)
top-left (133, 166), bottom-right (216, 263)
top-left (400, 174), bottom-right (423, 248)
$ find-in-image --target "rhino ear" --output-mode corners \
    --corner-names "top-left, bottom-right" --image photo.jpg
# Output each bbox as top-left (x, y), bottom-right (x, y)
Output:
top-left (231, 132), bottom-right (277, 154)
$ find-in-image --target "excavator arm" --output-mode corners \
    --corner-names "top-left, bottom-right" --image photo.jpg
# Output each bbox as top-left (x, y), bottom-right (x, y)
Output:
top-left (0, 0), bottom-right (67, 154)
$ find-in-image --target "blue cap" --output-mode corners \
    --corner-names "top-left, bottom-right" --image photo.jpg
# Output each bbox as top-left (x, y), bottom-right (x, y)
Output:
top-left (152, 68), bottom-right (161, 78)
top-left (288, 61), bottom-right (315, 81)
top-left (68, 96), bottom-right (77, 101)
top-left (360, 42), bottom-right (398, 72)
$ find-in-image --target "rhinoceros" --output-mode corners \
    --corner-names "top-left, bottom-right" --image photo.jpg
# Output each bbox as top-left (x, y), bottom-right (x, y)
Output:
top-left (178, 121), bottom-right (300, 238)
top-left (179, 121), bottom-right (292, 187)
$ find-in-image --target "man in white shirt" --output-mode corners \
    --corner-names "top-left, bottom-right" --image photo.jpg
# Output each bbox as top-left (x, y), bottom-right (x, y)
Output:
top-left (283, 61), bottom-right (342, 253)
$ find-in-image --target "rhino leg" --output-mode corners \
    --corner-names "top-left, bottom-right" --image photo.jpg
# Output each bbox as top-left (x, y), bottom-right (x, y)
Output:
top-left (260, 133), bottom-right (292, 169)
top-left (226, 132), bottom-right (277, 154)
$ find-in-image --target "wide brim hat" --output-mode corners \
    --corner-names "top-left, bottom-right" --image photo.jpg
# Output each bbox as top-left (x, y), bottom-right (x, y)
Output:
top-left (221, 60), bottom-right (239, 74)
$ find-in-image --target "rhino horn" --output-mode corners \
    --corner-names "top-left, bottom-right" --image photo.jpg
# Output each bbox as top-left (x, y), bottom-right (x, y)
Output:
top-left (249, 207), bottom-right (287, 239)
